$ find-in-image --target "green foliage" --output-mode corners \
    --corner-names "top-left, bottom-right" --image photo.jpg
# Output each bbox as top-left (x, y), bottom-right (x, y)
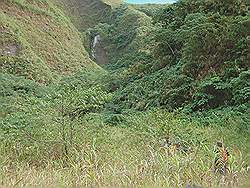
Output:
top-left (59, 85), bottom-right (112, 119)
top-left (0, 56), bottom-right (55, 82)
top-left (0, 1), bottom-right (249, 187)
top-left (0, 73), bottom-right (48, 98)
top-left (91, 4), bottom-right (153, 64)
top-left (0, 0), bottom-right (96, 83)
top-left (103, 112), bottom-right (125, 125)
top-left (55, 0), bottom-right (113, 31)
top-left (0, 69), bottom-right (110, 163)
top-left (131, 4), bottom-right (169, 17)
top-left (98, 0), bottom-right (250, 112)
top-left (0, 105), bottom-right (249, 187)
top-left (231, 70), bottom-right (250, 105)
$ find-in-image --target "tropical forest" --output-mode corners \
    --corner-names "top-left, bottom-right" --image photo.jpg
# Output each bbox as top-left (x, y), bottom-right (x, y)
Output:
top-left (0, 0), bottom-right (249, 187)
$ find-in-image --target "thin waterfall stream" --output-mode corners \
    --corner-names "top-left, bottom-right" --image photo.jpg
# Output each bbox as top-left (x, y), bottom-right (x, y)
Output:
top-left (91, 35), bottom-right (108, 65)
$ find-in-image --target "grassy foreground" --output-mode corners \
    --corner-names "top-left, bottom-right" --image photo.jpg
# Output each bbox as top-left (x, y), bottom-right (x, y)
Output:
top-left (0, 70), bottom-right (249, 187)
top-left (0, 110), bottom-right (249, 187)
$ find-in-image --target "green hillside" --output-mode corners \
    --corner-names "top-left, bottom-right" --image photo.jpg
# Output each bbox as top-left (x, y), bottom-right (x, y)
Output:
top-left (0, 0), bottom-right (97, 83)
top-left (54, 0), bottom-right (122, 31)
top-left (0, 0), bottom-right (249, 187)
top-left (94, 0), bottom-right (249, 112)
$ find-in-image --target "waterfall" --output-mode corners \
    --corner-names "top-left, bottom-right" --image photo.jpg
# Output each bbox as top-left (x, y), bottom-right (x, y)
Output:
top-left (92, 35), bottom-right (101, 59)
top-left (91, 34), bottom-right (107, 64)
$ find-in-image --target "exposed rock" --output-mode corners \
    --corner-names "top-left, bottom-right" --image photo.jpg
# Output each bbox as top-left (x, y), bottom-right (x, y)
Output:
top-left (92, 35), bottom-right (108, 65)
top-left (0, 43), bottom-right (20, 56)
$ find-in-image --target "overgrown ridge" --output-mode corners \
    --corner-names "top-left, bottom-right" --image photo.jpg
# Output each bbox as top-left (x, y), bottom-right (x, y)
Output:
top-left (54, 0), bottom-right (114, 31)
top-left (0, 0), bottom-right (249, 187)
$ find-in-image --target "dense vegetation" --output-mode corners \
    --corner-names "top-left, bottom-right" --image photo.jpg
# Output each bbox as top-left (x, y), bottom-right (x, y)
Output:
top-left (0, 0), bottom-right (97, 83)
top-left (93, 0), bottom-right (249, 112)
top-left (0, 0), bottom-right (249, 187)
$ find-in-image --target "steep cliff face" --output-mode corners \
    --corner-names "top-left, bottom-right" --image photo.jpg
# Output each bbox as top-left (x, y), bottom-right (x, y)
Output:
top-left (0, 0), bottom-right (97, 83)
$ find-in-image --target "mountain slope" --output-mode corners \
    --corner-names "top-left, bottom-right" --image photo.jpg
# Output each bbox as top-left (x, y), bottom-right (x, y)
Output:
top-left (95, 1), bottom-right (249, 111)
top-left (54, 0), bottom-right (121, 31)
top-left (0, 0), bottom-right (97, 83)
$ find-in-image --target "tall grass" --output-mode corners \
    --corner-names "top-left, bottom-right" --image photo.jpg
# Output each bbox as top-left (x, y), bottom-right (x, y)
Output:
top-left (0, 109), bottom-right (248, 187)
